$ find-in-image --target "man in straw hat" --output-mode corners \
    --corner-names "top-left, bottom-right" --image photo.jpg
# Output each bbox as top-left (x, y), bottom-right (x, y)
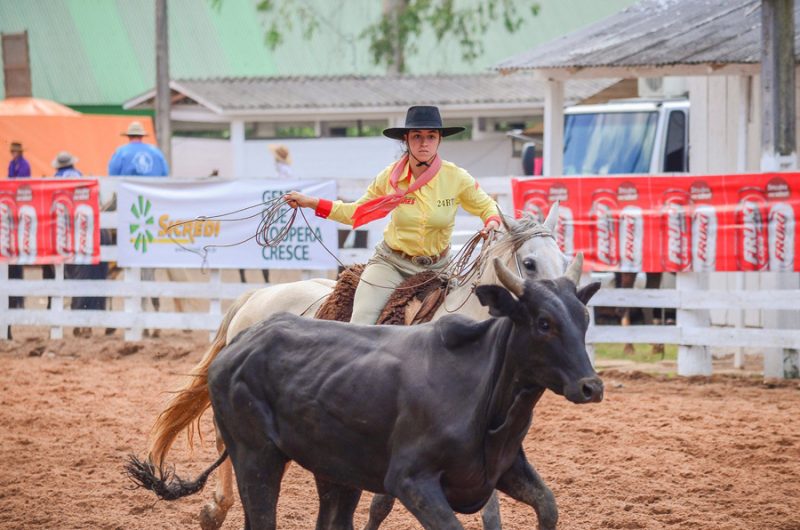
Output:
top-left (8, 142), bottom-right (31, 178)
top-left (108, 121), bottom-right (168, 177)
top-left (268, 143), bottom-right (293, 179)
top-left (285, 105), bottom-right (500, 325)
top-left (107, 121), bottom-right (169, 336)
top-left (52, 151), bottom-right (82, 177)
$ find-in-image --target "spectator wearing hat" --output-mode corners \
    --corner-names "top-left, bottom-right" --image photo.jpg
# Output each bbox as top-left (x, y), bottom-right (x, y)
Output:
top-left (285, 105), bottom-right (500, 325)
top-left (7, 141), bottom-right (31, 315)
top-left (106, 121), bottom-right (169, 336)
top-left (50, 150), bottom-right (105, 336)
top-left (52, 151), bottom-right (83, 177)
top-left (268, 144), bottom-right (293, 179)
top-left (8, 142), bottom-right (31, 178)
top-left (108, 121), bottom-right (169, 177)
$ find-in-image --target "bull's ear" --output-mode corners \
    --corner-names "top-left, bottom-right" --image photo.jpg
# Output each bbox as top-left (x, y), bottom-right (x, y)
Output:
top-left (475, 285), bottom-right (520, 318)
top-left (576, 281), bottom-right (601, 305)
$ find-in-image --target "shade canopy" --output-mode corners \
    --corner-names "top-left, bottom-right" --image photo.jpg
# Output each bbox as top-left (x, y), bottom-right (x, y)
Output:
top-left (1, 99), bottom-right (156, 177)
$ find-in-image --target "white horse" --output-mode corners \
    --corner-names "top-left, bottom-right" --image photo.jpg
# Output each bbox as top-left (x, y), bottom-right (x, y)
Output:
top-left (145, 206), bottom-right (569, 530)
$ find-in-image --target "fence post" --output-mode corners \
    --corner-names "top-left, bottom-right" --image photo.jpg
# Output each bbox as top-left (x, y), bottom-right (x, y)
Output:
top-left (49, 264), bottom-right (64, 340)
top-left (208, 269), bottom-right (221, 341)
top-left (124, 267), bottom-right (143, 341)
top-left (676, 272), bottom-right (712, 376)
top-left (0, 263), bottom-right (8, 340)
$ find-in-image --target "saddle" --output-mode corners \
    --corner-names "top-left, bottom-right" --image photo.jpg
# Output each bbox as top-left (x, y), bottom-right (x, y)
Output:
top-left (314, 265), bottom-right (448, 326)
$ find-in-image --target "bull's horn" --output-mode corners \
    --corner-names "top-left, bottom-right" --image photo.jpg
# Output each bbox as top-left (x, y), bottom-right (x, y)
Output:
top-left (564, 252), bottom-right (584, 285)
top-left (493, 257), bottom-right (525, 297)
top-left (543, 201), bottom-right (559, 232)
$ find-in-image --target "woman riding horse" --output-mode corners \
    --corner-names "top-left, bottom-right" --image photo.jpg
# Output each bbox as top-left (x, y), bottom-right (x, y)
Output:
top-left (285, 105), bottom-right (501, 324)
top-left (142, 107), bottom-right (570, 530)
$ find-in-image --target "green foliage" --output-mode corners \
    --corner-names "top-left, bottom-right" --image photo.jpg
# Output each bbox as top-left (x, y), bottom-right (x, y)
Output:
top-left (593, 343), bottom-right (678, 364)
top-left (225, 0), bottom-right (539, 73)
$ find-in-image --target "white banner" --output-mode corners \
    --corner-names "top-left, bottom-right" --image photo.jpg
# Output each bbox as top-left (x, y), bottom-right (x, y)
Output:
top-left (117, 179), bottom-right (338, 269)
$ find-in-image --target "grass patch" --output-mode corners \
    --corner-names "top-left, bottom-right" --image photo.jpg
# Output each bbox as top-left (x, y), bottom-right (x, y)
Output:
top-left (593, 343), bottom-right (678, 363)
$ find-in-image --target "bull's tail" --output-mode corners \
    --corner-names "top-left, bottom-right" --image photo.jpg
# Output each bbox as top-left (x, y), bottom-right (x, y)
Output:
top-left (147, 289), bottom-right (257, 469)
top-left (125, 450), bottom-right (228, 501)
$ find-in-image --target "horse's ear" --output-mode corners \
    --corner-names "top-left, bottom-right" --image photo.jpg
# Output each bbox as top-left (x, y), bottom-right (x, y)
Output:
top-left (476, 285), bottom-right (520, 318)
top-left (544, 201), bottom-right (559, 232)
top-left (500, 213), bottom-right (518, 233)
top-left (576, 281), bottom-right (601, 305)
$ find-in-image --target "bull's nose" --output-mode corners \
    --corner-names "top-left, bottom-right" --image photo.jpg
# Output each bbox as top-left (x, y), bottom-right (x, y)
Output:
top-left (579, 377), bottom-right (604, 403)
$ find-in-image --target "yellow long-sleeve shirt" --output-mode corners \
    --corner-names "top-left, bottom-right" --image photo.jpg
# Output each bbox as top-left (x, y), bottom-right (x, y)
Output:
top-left (316, 159), bottom-right (500, 257)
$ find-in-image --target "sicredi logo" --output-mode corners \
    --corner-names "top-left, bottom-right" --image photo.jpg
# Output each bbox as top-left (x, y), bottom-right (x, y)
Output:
top-left (129, 195), bottom-right (155, 253)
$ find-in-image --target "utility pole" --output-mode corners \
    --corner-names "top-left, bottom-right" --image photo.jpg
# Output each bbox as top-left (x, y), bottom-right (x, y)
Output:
top-left (155, 0), bottom-right (172, 172)
top-left (760, 0), bottom-right (799, 379)
top-left (761, 0), bottom-right (796, 170)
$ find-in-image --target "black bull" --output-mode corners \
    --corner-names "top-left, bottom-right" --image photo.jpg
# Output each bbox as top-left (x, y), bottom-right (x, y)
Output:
top-left (127, 258), bottom-right (602, 530)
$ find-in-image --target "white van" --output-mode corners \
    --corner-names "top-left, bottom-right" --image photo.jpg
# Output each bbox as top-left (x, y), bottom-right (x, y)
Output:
top-left (563, 99), bottom-right (689, 175)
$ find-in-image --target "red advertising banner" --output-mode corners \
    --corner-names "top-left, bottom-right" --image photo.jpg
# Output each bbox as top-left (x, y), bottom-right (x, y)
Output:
top-left (0, 179), bottom-right (101, 265)
top-left (512, 173), bottom-right (799, 272)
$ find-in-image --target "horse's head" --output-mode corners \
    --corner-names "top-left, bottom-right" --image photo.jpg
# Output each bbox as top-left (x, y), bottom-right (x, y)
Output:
top-left (491, 202), bottom-right (568, 281)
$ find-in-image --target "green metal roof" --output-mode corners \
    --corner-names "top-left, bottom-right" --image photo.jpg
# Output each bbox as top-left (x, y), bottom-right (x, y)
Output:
top-left (0, 0), bottom-right (636, 106)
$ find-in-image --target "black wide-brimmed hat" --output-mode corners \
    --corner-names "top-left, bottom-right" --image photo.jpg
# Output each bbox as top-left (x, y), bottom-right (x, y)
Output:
top-left (383, 106), bottom-right (465, 140)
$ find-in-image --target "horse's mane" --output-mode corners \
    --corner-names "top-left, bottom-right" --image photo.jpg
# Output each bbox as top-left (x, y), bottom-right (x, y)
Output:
top-left (485, 213), bottom-right (555, 262)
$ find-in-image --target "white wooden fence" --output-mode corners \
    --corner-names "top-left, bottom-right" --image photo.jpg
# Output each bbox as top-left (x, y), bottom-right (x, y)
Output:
top-left (1, 177), bottom-right (798, 378)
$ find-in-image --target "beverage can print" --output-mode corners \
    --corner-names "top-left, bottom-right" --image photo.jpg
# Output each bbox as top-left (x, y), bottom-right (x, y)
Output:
top-left (555, 205), bottom-right (575, 258)
top-left (51, 193), bottom-right (74, 258)
top-left (768, 202), bottom-right (795, 271)
top-left (73, 204), bottom-right (95, 264)
top-left (522, 189), bottom-right (548, 223)
top-left (691, 204), bottom-right (717, 271)
top-left (619, 205), bottom-right (644, 272)
top-left (590, 189), bottom-right (619, 267)
top-left (689, 181), bottom-right (716, 271)
top-left (17, 204), bottom-right (38, 264)
top-left (660, 189), bottom-right (691, 272)
top-left (765, 177), bottom-right (794, 271)
top-left (0, 195), bottom-right (17, 259)
top-left (735, 187), bottom-right (768, 271)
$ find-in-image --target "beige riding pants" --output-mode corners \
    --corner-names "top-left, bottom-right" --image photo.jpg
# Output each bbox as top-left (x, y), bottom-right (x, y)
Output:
top-left (350, 241), bottom-right (450, 325)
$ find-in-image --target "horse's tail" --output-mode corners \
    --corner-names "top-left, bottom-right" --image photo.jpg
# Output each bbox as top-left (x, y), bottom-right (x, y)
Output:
top-left (125, 450), bottom-right (228, 501)
top-left (147, 289), bottom-right (257, 469)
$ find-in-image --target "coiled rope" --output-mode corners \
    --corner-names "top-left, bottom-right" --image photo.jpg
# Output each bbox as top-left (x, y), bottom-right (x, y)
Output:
top-left (165, 197), bottom-right (494, 293)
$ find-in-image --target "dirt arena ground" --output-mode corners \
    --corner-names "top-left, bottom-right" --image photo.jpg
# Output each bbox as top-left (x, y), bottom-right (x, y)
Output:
top-left (1, 329), bottom-right (799, 530)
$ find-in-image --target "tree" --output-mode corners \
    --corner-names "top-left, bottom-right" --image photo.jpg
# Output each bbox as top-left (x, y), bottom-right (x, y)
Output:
top-left (221, 0), bottom-right (540, 74)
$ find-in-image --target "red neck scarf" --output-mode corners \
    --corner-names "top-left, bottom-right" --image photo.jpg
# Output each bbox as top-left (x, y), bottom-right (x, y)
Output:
top-left (351, 153), bottom-right (442, 228)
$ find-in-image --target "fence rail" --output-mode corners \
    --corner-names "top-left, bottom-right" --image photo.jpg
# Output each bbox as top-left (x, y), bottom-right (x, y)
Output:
top-left (1, 177), bottom-right (798, 379)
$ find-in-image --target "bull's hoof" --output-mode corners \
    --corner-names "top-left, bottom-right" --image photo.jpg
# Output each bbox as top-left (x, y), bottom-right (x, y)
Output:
top-left (199, 502), bottom-right (226, 530)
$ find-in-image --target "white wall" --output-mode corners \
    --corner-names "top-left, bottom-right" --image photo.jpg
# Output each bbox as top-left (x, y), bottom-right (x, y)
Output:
top-left (171, 135), bottom-right (521, 180)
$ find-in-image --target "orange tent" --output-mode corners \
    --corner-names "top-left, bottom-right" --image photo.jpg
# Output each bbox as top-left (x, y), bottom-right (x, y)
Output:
top-left (0, 97), bottom-right (81, 116)
top-left (0, 98), bottom-right (157, 177)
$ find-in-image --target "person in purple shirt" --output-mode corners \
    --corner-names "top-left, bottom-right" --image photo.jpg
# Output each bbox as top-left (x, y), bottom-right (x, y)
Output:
top-left (8, 142), bottom-right (31, 178)
top-left (108, 122), bottom-right (169, 177)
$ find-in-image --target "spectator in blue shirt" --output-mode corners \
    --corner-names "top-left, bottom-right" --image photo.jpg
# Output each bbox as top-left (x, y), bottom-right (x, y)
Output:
top-left (52, 151), bottom-right (83, 177)
top-left (106, 121), bottom-right (168, 336)
top-left (8, 142), bottom-right (31, 178)
top-left (108, 121), bottom-right (169, 177)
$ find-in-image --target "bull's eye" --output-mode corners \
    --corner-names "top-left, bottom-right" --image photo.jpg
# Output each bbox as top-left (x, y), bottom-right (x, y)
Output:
top-left (537, 317), bottom-right (550, 332)
top-left (523, 257), bottom-right (536, 272)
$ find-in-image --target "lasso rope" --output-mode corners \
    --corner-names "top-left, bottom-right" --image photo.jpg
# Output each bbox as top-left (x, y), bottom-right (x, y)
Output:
top-left (165, 198), bottom-right (493, 290)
